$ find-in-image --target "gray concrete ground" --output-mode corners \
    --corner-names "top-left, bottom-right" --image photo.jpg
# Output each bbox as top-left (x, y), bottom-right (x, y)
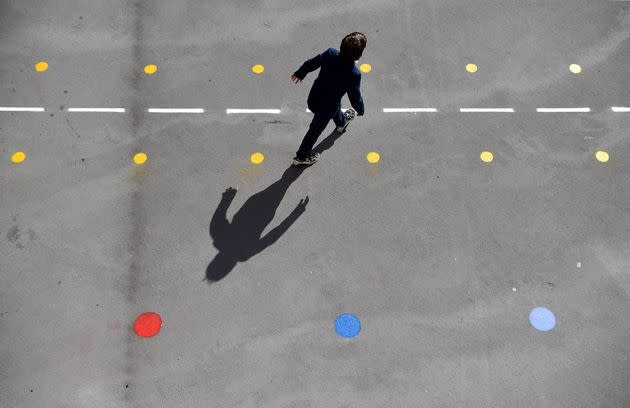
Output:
top-left (1, 1), bottom-right (630, 407)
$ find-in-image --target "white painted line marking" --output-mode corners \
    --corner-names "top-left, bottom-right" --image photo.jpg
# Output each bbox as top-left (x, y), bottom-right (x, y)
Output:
top-left (536, 107), bottom-right (591, 113)
top-left (0, 107), bottom-right (45, 112)
top-left (383, 108), bottom-right (438, 113)
top-left (227, 109), bottom-right (281, 114)
top-left (611, 106), bottom-right (630, 112)
top-left (148, 108), bottom-right (205, 113)
top-left (459, 108), bottom-right (514, 113)
top-left (68, 108), bottom-right (125, 113)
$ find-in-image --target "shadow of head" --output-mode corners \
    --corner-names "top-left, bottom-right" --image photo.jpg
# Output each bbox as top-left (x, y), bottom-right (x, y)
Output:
top-left (205, 129), bottom-right (341, 284)
top-left (205, 251), bottom-right (239, 282)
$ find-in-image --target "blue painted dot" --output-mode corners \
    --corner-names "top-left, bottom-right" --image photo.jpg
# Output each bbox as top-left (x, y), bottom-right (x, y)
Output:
top-left (529, 307), bottom-right (556, 332)
top-left (335, 314), bottom-right (361, 338)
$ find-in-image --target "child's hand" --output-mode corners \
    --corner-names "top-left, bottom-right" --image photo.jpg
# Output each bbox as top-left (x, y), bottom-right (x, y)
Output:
top-left (290, 74), bottom-right (302, 84)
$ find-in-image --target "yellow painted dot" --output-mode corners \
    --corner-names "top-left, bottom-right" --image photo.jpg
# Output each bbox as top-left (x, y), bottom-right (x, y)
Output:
top-left (250, 152), bottom-right (265, 164)
top-left (569, 64), bottom-right (582, 74)
top-left (11, 151), bottom-right (26, 163)
top-left (480, 151), bottom-right (494, 163)
top-left (366, 151), bottom-right (380, 163)
top-left (34, 61), bottom-right (48, 72)
top-left (595, 150), bottom-right (609, 163)
top-left (133, 152), bottom-right (148, 165)
top-left (144, 64), bottom-right (158, 75)
top-left (251, 64), bottom-right (265, 74)
top-left (466, 63), bottom-right (478, 73)
top-left (359, 63), bottom-right (372, 73)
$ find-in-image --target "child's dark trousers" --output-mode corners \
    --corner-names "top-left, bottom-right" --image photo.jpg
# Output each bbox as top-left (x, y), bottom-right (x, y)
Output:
top-left (295, 103), bottom-right (344, 160)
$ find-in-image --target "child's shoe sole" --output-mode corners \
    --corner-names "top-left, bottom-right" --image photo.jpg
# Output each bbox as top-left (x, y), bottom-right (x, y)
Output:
top-left (336, 108), bottom-right (356, 133)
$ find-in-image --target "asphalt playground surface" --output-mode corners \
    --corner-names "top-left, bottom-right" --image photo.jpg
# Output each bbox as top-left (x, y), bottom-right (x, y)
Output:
top-left (1, 1), bottom-right (630, 407)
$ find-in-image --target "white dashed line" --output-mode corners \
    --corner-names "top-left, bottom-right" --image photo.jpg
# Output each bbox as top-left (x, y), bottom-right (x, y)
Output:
top-left (460, 108), bottom-right (514, 113)
top-left (0, 107), bottom-right (45, 112)
top-left (3, 106), bottom-right (624, 115)
top-left (68, 108), bottom-right (126, 113)
top-left (148, 108), bottom-right (205, 113)
top-left (383, 108), bottom-right (438, 113)
top-left (228, 109), bottom-right (281, 114)
top-left (536, 107), bottom-right (591, 113)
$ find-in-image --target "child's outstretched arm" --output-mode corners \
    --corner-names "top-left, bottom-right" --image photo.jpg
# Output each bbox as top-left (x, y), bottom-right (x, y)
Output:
top-left (291, 49), bottom-right (328, 82)
top-left (254, 197), bottom-right (309, 255)
top-left (348, 75), bottom-right (365, 116)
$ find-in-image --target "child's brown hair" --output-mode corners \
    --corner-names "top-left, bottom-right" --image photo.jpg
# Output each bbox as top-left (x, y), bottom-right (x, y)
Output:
top-left (339, 32), bottom-right (367, 61)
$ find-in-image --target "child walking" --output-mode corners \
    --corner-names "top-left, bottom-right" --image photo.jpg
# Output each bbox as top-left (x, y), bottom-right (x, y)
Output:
top-left (290, 32), bottom-right (366, 165)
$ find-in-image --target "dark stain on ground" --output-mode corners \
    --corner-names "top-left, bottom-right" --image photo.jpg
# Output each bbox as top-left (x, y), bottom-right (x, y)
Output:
top-left (264, 119), bottom-right (291, 124)
top-left (6, 225), bottom-right (19, 241)
top-left (7, 225), bottom-right (21, 247)
top-left (7, 225), bottom-right (36, 249)
top-left (124, 1), bottom-right (153, 403)
top-left (127, 0), bottom-right (151, 301)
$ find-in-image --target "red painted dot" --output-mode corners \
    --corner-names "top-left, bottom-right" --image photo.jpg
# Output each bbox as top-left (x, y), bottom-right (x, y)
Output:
top-left (133, 312), bottom-right (162, 338)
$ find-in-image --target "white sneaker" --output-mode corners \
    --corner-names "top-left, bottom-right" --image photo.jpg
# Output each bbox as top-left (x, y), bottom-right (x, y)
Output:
top-left (336, 108), bottom-right (356, 133)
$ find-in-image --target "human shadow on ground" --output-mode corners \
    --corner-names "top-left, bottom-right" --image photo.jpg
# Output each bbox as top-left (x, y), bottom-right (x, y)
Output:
top-left (205, 129), bottom-right (344, 283)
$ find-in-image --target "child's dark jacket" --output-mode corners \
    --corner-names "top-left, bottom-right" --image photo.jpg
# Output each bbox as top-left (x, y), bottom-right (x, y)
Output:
top-left (293, 48), bottom-right (365, 117)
